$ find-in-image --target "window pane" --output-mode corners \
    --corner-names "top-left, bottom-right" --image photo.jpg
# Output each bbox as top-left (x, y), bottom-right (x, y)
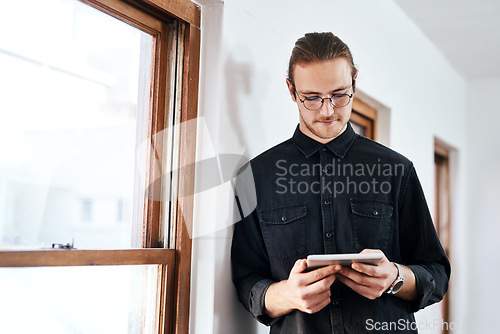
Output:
top-left (0, 0), bottom-right (153, 249)
top-left (0, 265), bottom-right (159, 334)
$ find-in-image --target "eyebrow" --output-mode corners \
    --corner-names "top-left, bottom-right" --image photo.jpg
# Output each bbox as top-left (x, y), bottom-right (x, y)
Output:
top-left (298, 85), bottom-right (351, 95)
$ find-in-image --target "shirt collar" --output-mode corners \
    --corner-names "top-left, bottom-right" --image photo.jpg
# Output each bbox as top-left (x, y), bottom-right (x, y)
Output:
top-left (292, 122), bottom-right (357, 159)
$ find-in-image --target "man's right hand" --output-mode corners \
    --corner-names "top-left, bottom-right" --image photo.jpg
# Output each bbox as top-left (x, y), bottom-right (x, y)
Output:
top-left (264, 259), bottom-right (341, 318)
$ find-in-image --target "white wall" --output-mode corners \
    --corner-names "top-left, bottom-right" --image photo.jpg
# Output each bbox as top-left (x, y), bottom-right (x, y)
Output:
top-left (190, 0), bottom-right (469, 333)
top-left (466, 78), bottom-right (500, 332)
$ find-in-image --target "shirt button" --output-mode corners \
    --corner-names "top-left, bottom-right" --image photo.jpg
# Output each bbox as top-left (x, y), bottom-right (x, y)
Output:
top-left (321, 147), bottom-right (327, 152)
top-left (324, 200), bottom-right (330, 205)
top-left (332, 301), bottom-right (339, 306)
top-left (325, 232), bottom-right (332, 238)
top-left (281, 216), bottom-right (287, 222)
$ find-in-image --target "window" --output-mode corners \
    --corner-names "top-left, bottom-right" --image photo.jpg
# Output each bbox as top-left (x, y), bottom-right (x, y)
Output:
top-left (0, 0), bottom-right (200, 333)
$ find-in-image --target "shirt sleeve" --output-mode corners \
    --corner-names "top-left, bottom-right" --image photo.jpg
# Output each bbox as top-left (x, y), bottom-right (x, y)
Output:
top-left (398, 164), bottom-right (451, 312)
top-left (230, 163), bottom-right (279, 326)
top-left (231, 209), bottom-right (278, 325)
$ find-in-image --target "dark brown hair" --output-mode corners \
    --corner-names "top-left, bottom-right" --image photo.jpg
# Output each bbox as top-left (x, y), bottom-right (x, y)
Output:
top-left (288, 32), bottom-right (358, 91)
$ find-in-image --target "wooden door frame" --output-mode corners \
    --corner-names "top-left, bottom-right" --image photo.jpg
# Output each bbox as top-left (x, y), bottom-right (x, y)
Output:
top-left (352, 97), bottom-right (378, 140)
top-left (434, 141), bottom-right (452, 334)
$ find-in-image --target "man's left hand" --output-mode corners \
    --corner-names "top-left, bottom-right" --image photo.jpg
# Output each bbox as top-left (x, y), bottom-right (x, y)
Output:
top-left (335, 249), bottom-right (398, 300)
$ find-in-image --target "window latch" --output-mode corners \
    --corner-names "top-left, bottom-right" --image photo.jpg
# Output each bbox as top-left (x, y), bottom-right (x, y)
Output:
top-left (51, 238), bottom-right (76, 249)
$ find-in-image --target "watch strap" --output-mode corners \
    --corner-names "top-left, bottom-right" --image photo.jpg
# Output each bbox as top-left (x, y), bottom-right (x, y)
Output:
top-left (386, 262), bottom-right (404, 295)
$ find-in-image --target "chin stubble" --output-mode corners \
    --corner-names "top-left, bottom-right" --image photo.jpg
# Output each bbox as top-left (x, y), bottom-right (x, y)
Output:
top-left (300, 112), bottom-right (346, 140)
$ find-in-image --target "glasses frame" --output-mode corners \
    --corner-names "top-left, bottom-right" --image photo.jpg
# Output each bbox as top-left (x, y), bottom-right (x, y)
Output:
top-left (295, 89), bottom-right (353, 111)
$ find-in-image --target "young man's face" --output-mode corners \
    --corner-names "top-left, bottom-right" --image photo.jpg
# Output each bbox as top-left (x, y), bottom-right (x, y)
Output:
top-left (287, 58), bottom-right (355, 143)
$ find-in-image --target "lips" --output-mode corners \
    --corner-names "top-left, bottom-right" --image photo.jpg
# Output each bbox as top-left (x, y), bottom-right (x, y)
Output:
top-left (316, 118), bottom-right (340, 124)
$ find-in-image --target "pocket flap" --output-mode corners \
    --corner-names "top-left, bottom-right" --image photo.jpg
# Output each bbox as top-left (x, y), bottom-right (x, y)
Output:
top-left (259, 204), bottom-right (307, 225)
top-left (350, 200), bottom-right (393, 218)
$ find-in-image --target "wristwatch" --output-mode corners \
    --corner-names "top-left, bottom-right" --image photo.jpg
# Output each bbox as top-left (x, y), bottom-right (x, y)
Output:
top-left (386, 263), bottom-right (404, 295)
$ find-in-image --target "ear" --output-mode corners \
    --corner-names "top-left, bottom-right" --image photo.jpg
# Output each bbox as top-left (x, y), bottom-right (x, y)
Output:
top-left (286, 78), bottom-right (297, 102)
top-left (352, 71), bottom-right (358, 90)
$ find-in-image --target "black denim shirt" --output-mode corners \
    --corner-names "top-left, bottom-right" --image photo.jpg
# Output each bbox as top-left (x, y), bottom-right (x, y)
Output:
top-left (231, 123), bottom-right (450, 334)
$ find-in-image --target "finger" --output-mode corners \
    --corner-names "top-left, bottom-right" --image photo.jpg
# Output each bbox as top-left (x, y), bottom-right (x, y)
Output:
top-left (304, 273), bottom-right (336, 295)
top-left (303, 265), bottom-right (342, 284)
top-left (359, 249), bottom-right (388, 264)
top-left (351, 262), bottom-right (381, 277)
top-left (313, 298), bottom-right (332, 313)
top-left (306, 288), bottom-right (331, 306)
top-left (359, 249), bottom-right (388, 261)
top-left (290, 259), bottom-right (307, 275)
top-left (304, 293), bottom-right (332, 314)
top-left (337, 267), bottom-right (372, 287)
top-left (360, 249), bottom-right (380, 254)
top-left (336, 274), bottom-right (375, 299)
top-left (336, 273), bottom-right (355, 288)
top-left (297, 288), bottom-right (331, 313)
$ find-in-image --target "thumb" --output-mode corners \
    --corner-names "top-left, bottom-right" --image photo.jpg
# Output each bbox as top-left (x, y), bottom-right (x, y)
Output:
top-left (290, 259), bottom-right (307, 274)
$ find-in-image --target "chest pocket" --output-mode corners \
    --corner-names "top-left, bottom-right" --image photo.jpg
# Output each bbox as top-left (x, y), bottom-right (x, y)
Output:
top-left (350, 200), bottom-right (393, 253)
top-left (259, 204), bottom-right (307, 258)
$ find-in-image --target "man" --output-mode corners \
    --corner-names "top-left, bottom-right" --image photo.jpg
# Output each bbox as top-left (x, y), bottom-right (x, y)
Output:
top-left (231, 32), bottom-right (450, 333)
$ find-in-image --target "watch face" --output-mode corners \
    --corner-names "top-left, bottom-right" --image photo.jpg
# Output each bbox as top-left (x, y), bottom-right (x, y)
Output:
top-left (392, 279), bottom-right (404, 293)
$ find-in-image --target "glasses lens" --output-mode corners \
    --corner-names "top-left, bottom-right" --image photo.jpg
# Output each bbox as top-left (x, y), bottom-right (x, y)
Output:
top-left (304, 98), bottom-right (323, 110)
top-left (332, 94), bottom-right (350, 108)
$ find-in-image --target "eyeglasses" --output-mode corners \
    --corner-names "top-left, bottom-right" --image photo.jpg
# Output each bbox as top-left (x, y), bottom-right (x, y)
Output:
top-left (296, 91), bottom-right (353, 111)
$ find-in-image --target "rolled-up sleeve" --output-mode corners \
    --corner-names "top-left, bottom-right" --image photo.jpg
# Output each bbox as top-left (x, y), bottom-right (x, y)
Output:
top-left (249, 279), bottom-right (276, 325)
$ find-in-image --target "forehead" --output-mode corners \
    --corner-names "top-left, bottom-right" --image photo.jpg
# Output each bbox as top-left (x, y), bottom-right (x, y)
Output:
top-left (293, 58), bottom-right (352, 92)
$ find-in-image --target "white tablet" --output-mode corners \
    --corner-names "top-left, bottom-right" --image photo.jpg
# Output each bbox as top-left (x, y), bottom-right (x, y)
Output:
top-left (306, 253), bottom-right (383, 269)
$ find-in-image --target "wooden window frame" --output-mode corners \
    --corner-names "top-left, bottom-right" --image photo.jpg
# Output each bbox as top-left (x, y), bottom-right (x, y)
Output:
top-left (0, 1), bottom-right (200, 334)
top-left (351, 97), bottom-right (377, 140)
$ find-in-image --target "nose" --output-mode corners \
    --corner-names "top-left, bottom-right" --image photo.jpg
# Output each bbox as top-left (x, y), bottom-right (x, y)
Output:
top-left (319, 98), bottom-right (335, 116)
